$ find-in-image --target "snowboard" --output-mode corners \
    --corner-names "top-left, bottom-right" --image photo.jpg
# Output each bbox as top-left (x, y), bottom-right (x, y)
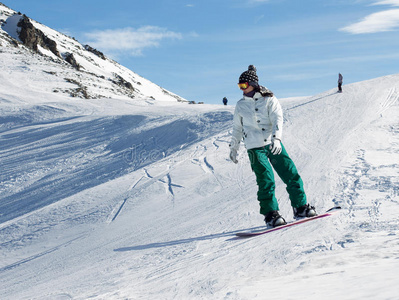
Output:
top-left (235, 206), bottom-right (341, 238)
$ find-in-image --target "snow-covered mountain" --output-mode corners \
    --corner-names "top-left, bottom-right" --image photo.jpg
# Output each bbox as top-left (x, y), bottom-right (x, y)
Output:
top-left (0, 2), bottom-right (186, 102)
top-left (1, 2), bottom-right (399, 298)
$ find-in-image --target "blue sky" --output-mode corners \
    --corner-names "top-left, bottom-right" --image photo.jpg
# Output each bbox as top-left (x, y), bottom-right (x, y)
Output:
top-left (5, 0), bottom-right (399, 104)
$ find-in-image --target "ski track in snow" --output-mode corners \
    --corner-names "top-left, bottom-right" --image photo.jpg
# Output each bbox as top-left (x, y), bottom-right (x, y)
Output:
top-left (379, 87), bottom-right (399, 114)
top-left (0, 234), bottom-right (86, 273)
top-left (108, 175), bottom-right (145, 223)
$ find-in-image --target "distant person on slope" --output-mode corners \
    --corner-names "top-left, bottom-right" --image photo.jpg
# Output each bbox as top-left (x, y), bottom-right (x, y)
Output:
top-left (229, 65), bottom-right (316, 228)
top-left (223, 97), bottom-right (228, 105)
top-left (338, 73), bottom-right (343, 93)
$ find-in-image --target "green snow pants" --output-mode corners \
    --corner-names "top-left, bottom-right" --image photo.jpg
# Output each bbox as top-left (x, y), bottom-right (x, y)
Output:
top-left (247, 144), bottom-right (307, 216)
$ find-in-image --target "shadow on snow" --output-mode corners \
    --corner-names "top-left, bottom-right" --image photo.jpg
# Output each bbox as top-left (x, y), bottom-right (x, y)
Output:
top-left (0, 111), bottom-right (232, 224)
top-left (113, 226), bottom-right (265, 251)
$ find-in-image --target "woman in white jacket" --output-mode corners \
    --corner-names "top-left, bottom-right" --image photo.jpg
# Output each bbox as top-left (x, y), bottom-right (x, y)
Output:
top-left (229, 65), bottom-right (316, 227)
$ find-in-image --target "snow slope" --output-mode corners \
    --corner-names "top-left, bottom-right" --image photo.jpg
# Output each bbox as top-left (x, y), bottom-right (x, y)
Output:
top-left (0, 72), bottom-right (398, 299)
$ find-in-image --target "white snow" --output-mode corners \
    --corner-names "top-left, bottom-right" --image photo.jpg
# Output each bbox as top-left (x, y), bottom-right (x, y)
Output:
top-left (0, 4), bottom-right (399, 300)
top-left (0, 13), bottom-right (22, 41)
top-left (1, 69), bottom-right (398, 299)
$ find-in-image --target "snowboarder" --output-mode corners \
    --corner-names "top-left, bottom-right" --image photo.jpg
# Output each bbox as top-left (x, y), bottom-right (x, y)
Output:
top-left (338, 73), bottom-right (343, 93)
top-left (229, 65), bottom-right (316, 227)
top-left (223, 97), bottom-right (228, 105)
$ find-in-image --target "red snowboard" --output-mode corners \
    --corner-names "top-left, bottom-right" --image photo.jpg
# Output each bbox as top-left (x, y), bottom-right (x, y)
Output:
top-left (236, 206), bottom-right (341, 238)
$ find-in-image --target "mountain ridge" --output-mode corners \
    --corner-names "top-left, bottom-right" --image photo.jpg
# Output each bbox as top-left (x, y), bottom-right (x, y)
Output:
top-left (0, 2), bottom-right (187, 102)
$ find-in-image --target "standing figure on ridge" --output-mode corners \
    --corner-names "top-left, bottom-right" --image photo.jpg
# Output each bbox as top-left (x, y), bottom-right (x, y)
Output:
top-left (223, 97), bottom-right (228, 105)
top-left (229, 65), bottom-right (316, 228)
top-left (338, 73), bottom-right (343, 93)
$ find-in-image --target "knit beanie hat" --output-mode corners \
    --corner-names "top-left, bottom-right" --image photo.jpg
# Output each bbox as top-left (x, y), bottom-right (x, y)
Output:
top-left (239, 65), bottom-right (258, 85)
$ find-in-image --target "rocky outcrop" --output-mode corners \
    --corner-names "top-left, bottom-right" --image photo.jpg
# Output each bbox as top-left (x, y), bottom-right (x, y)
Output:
top-left (84, 44), bottom-right (106, 60)
top-left (17, 14), bottom-right (60, 57)
top-left (112, 74), bottom-right (135, 91)
top-left (64, 52), bottom-right (81, 70)
top-left (65, 78), bottom-right (90, 99)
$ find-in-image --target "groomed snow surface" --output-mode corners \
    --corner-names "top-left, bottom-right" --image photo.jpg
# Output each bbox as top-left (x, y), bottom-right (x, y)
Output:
top-left (0, 74), bottom-right (398, 299)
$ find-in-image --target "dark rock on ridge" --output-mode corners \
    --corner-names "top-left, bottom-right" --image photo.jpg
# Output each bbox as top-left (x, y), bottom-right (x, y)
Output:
top-left (17, 14), bottom-right (60, 58)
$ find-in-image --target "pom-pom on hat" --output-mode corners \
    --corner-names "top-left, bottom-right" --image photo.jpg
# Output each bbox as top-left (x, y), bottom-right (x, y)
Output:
top-left (239, 65), bottom-right (258, 84)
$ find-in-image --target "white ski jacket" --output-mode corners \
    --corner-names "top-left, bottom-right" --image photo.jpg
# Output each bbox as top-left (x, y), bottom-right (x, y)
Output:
top-left (230, 92), bottom-right (283, 151)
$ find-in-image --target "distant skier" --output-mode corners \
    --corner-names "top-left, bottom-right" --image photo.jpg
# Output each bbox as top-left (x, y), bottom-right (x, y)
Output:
top-left (229, 65), bottom-right (316, 227)
top-left (338, 73), bottom-right (343, 93)
top-left (223, 97), bottom-right (228, 105)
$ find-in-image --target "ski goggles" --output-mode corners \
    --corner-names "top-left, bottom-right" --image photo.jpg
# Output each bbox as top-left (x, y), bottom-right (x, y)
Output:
top-left (237, 82), bottom-right (249, 90)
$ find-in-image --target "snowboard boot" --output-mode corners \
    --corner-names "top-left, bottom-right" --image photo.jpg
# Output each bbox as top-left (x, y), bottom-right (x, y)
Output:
top-left (293, 204), bottom-right (317, 219)
top-left (264, 210), bottom-right (287, 228)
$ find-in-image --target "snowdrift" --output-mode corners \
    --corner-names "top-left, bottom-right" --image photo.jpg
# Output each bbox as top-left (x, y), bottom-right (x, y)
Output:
top-left (0, 74), bottom-right (398, 299)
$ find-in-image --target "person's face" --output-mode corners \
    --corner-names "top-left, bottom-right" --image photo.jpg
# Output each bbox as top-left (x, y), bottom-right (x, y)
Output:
top-left (237, 82), bottom-right (254, 93)
top-left (242, 85), bottom-right (254, 93)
